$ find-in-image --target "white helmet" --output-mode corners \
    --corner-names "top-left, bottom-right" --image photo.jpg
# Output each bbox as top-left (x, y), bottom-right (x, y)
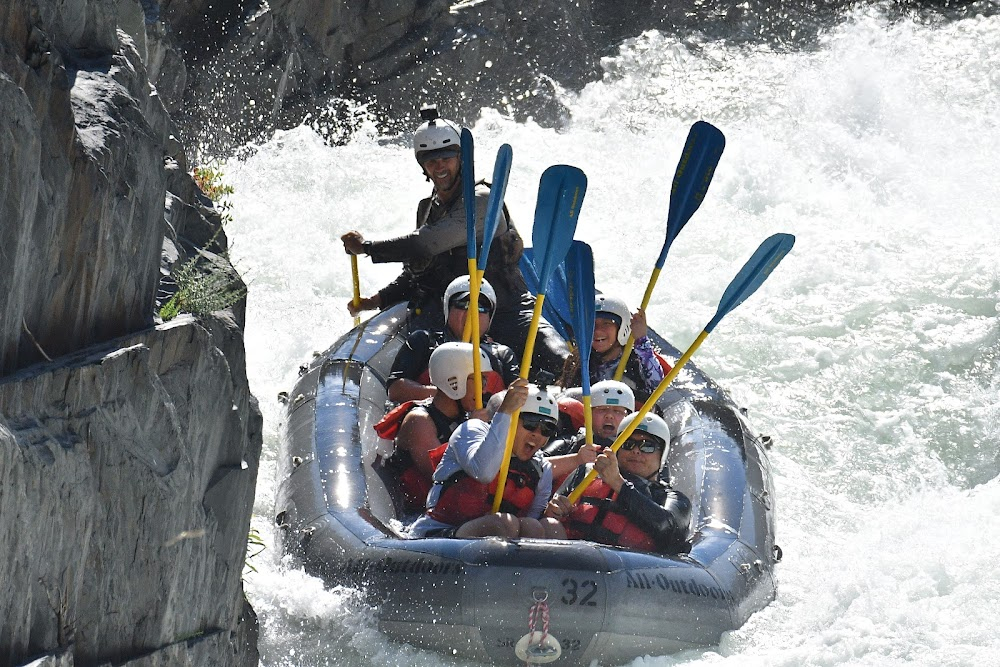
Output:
top-left (595, 294), bottom-right (632, 346)
top-left (413, 107), bottom-right (461, 163)
top-left (443, 275), bottom-right (497, 316)
top-left (522, 384), bottom-right (558, 421)
top-left (591, 380), bottom-right (635, 411)
top-left (617, 412), bottom-right (671, 465)
top-left (428, 342), bottom-right (491, 400)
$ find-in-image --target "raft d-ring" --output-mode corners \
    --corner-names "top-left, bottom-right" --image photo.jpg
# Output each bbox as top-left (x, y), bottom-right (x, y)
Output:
top-left (773, 544), bottom-right (784, 563)
top-left (532, 588), bottom-right (549, 603)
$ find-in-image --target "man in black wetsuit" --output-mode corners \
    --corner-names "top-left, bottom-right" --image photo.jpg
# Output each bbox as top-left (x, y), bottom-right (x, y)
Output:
top-left (545, 412), bottom-right (691, 554)
top-left (340, 105), bottom-right (568, 376)
top-left (387, 276), bottom-right (519, 403)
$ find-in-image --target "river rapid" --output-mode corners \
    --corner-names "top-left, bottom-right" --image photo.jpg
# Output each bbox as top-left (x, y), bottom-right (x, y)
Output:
top-left (225, 5), bottom-right (1000, 665)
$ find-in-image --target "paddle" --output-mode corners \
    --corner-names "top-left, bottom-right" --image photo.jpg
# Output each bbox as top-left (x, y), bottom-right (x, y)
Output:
top-left (460, 128), bottom-right (485, 408)
top-left (519, 250), bottom-right (573, 340)
top-left (350, 255), bottom-right (361, 327)
top-left (564, 241), bottom-right (596, 445)
top-left (492, 165), bottom-right (587, 513)
top-left (479, 144), bottom-right (513, 272)
top-left (463, 143), bottom-right (514, 339)
top-left (568, 233), bottom-right (795, 504)
top-left (614, 121), bottom-right (726, 381)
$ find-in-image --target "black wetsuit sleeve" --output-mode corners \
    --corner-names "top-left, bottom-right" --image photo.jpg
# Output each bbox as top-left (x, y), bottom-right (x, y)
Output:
top-left (616, 480), bottom-right (692, 554)
top-left (386, 330), bottom-right (435, 387)
top-left (491, 343), bottom-right (520, 385)
top-left (367, 194), bottom-right (495, 263)
top-left (377, 270), bottom-right (415, 308)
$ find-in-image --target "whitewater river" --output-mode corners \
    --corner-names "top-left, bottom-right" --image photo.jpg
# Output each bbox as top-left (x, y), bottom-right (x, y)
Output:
top-left (225, 6), bottom-right (999, 666)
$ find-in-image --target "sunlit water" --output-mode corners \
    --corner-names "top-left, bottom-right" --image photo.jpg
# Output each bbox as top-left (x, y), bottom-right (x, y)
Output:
top-left (225, 7), bottom-right (1000, 666)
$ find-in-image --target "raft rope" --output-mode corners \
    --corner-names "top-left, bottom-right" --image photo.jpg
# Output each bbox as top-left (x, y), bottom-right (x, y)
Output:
top-left (524, 590), bottom-right (551, 665)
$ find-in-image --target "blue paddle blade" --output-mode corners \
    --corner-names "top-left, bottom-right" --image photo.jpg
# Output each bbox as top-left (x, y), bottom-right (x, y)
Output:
top-left (520, 251), bottom-right (572, 339)
top-left (657, 121), bottom-right (726, 267)
top-left (707, 233), bottom-right (795, 332)
top-left (479, 144), bottom-right (513, 269)
top-left (531, 165), bottom-right (587, 292)
top-left (564, 241), bottom-right (596, 395)
top-left (461, 128), bottom-right (476, 261)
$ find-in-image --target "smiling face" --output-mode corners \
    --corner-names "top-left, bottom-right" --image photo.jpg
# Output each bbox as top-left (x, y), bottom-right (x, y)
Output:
top-left (421, 154), bottom-right (461, 200)
top-left (592, 317), bottom-right (621, 356)
top-left (617, 432), bottom-right (665, 480)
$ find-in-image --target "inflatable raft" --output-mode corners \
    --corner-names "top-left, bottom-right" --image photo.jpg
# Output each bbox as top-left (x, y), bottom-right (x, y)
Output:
top-left (275, 302), bottom-right (780, 665)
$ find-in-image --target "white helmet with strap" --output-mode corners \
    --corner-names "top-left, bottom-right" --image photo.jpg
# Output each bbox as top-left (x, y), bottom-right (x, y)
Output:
top-left (413, 105), bottom-right (461, 164)
top-left (442, 275), bottom-right (497, 316)
top-left (591, 380), bottom-right (635, 411)
top-left (595, 294), bottom-right (632, 346)
top-left (428, 342), bottom-right (490, 400)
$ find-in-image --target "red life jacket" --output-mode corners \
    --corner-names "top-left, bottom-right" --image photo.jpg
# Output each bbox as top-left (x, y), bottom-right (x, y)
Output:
top-left (375, 400), bottom-right (458, 511)
top-left (428, 456), bottom-right (543, 526)
top-left (564, 477), bottom-right (656, 552)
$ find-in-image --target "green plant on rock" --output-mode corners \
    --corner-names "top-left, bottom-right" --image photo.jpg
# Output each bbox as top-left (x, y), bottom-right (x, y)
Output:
top-left (244, 527), bottom-right (266, 575)
top-left (159, 253), bottom-right (247, 321)
top-left (193, 164), bottom-right (235, 225)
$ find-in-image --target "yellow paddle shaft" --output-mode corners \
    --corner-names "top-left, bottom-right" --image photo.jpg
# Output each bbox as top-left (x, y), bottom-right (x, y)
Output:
top-left (613, 266), bottom-right (662, 380)
top-left (351, 255), bottom-right (361, 327)
top-left (568, 329), bottom-right (708, 504)
top-left (466, 259), bottom-right (484, 409)
top-left (491, 295), bottom-right (546, 513)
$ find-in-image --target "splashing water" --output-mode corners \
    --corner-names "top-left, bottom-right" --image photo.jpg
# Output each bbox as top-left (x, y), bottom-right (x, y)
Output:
top-left (226, 7), bottom-right (1000, 666)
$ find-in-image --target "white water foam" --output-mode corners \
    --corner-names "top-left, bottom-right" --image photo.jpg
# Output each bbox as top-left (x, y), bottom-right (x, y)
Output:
top-left (226, 7), bottom-right (1000, 665)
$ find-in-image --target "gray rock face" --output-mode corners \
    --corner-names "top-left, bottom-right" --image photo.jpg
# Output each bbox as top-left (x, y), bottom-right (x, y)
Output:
top-left (1, 0), bottom-right (166, 376)
top-left (160, 0), bottom-right (600, 155)
top-left (0, 318), bottom-right (261, 666)
top-left (1, 1), bottom-right (261, 665)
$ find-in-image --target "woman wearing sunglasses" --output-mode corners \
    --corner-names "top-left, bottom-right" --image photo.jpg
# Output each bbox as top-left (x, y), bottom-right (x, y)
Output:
top-left (409, 379), bottom-right (566, 540)
top-left (546, 412), bottom-right (692, 554)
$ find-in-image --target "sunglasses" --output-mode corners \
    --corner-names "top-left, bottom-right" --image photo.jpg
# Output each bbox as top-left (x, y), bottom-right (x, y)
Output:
top-left (619, 436), bottom-right (662, 454)
top-left (519, 414), bottom-right (558, 438)
top-left (451, 297), bottom-right (492, 314)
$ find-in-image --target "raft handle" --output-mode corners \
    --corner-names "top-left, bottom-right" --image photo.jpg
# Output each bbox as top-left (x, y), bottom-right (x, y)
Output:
top-left (773, 544), bottom-right (783, 563)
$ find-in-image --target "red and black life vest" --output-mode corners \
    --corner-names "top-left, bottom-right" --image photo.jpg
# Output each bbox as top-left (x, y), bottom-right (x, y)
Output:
top-left (564, 478), bottom-right (656, 552)
top-left (427, 456), bottom-right (543, 526)
top-left (375, 400), bottom-right (459, 511)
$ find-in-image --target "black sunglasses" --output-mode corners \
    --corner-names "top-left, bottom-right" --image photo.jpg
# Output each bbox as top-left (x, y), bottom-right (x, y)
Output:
top-left (620, 436), bottom-right (662, 454)
top-left (519, 413), bottom-right (558, 438)
top-left (451, 297), bottom-right (492, 314)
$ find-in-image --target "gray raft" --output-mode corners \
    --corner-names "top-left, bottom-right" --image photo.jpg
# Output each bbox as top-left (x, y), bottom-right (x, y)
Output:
top-left (275, 303), bottom-right (780, 665)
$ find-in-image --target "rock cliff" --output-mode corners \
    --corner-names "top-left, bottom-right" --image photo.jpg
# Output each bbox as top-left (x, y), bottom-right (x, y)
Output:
top-left (0, 1), bottom-right (261, 665)
top-left (145, 0), bottom-right (928, 157)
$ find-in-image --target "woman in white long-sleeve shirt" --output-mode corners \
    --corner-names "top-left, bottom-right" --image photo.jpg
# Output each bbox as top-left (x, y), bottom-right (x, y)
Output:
top-left (410, 379), bottom-right (565, 539)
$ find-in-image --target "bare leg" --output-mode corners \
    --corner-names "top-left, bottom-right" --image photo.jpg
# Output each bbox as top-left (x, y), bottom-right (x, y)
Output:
top-left (455, 513), bottom-right (519, 538)
top-left (540, 517), bottom-right (566, 539)
top-left (517, 517), bottom-right (545, 538)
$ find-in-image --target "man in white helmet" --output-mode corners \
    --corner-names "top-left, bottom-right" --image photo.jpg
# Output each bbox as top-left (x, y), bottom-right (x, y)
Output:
top-left (375, 342), bottom-right (490, 514)
top-left (546, 380), bottom-right (636, 462)
top-left (546, 412), bottom-right (691, 554)
top-left (386, 276), bottom-right (518, 404)
top-left (409, 379), bottom-right (566, 540)
top-left (559, 294), bottom-right (669, 405)
top-left (341, 105), bottom-right (569, 375)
